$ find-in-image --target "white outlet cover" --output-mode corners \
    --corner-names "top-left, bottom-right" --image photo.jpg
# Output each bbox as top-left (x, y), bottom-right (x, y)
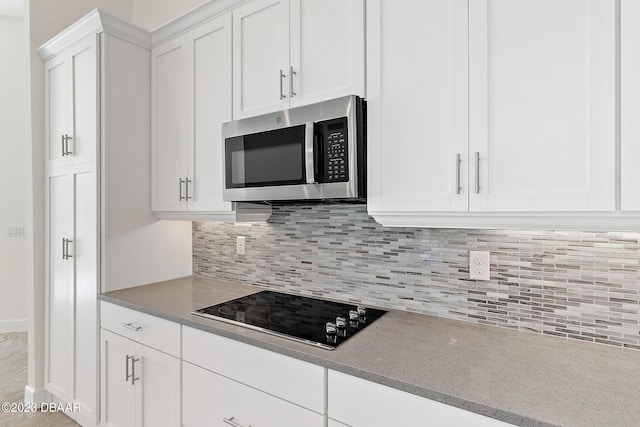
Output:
top-left (236, 236), bottom-right (246, 255)
top-left (469, 251), bottom-right (490, 281)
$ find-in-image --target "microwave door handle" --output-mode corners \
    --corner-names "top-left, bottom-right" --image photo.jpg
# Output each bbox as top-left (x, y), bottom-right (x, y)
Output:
top-left (305, 123), bottom-right (317, 184)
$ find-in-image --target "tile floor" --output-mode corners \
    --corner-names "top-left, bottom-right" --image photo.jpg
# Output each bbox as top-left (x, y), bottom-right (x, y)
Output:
top-left (0, 332), bottom-right (79, 427)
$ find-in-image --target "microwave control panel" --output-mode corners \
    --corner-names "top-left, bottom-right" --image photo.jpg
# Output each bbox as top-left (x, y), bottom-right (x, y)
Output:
top-left (316, 117), bottom-right (349, 183)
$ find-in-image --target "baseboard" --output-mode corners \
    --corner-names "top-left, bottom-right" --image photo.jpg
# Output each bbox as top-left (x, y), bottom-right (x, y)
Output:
top-left (0, 319), bottom-right (27, 333)
top-left (24, 385), bottom-right (49, 404)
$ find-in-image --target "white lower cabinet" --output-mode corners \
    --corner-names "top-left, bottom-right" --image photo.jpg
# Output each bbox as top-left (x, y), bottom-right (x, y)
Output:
top-left (181, 325), bottom-right (325, 427)
top-left (182, 362), bottom-right (324, 427)
top-left (100, 303), bottom-right (181, 427)
top-left (328, 370), bottom-right (515, 427)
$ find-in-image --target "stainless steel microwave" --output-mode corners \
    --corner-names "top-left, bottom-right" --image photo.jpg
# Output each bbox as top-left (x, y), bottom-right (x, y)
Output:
top-left (222, 95), bottom-right (366, 202)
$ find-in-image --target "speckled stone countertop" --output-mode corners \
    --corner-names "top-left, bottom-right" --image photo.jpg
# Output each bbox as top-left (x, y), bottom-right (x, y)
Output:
top-left (99, 276), bottom-right (640, 427)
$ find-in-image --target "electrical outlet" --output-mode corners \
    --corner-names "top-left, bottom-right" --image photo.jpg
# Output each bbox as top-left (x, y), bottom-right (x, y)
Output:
top-left (469, 251), bottom-right (490, 280)
top-left (5, 226), bottom-right (24, 238)
top-left (236, 236), bottom-right (246, 255)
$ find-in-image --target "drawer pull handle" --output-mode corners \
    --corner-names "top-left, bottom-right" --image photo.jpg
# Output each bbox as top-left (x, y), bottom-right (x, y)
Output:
top-left (223, 417), bottom-right (251, 427)
top-left (122, 323), bottom-right (142, 332)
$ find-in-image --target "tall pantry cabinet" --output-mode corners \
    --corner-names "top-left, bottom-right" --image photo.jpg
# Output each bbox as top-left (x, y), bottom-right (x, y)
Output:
top-left (38, 11), bottom-right (192, 427)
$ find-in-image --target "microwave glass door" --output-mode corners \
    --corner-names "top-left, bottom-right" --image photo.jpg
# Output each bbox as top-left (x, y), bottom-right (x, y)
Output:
top-left (225, 125), bottom-right (307, 188)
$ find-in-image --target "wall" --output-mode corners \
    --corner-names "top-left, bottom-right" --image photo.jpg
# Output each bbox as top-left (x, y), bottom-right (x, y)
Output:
top-left (132, 0), bottom-right (209, 30)
top-left (0, 15), bottom-right (28, 333)
top-left (194, 204), bottom-right (640, 351)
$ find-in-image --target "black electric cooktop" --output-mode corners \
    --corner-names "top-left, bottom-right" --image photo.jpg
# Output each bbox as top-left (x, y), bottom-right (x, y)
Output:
top-left (191, 291), bottom-right (386, 350)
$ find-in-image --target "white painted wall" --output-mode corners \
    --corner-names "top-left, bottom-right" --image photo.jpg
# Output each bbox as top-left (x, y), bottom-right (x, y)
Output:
top-left (132, 0), bottom-right (209, 30)
top-left (0, 15), bottom-right (28, 333)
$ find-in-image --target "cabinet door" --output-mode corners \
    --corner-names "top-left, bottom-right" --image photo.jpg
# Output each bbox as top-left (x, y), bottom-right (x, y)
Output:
top-left (182, 362), bottom-right (324, 427)
top-left (45, 55), bottom-right (70, 169)
top-left (45, 168), bottom-right (74, 402)
top-left (135, 343), bottom-right (180, 427)
top-left (621, 0), bottom-right (640, 211)
top-left (366, 0), bottom-right (469, 213)
top-left (468, 0), bottom-right (615, 212)
top-left (68, 36), bottom-right (98, 165)
top-left (152, 38), bottom-right (188, 212)
top-left (187, 14), bottom-right (234, 212)
top-left (289, 0), bottom-right (365, 108)
top-left (71, 162), bottom-right (98, 425)
top-left (101, 330), bottom-right (136, 427)
top-left (233, 0), bottom-right (290, 119)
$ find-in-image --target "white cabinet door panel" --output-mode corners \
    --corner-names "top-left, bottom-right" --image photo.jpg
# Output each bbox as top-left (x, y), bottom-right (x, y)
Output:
top-left (152, 40), bottom-right (188, 211)
top-left (289, 0), bottom-right (365, 107)
top-left (188, 15), bottom-right (233, 212)
top-left (136, 343), bottom-right (180, 427)
top-left (45, 169), bottom-right (73, 401)
top-left (621, 0), bottom-right (640, 211)
top-left (69, 36), bottom-right (98, 165)
top-left (233, 0), bottom-right (290, 118)
top-left (45, 57), bottom-right (69, 169)
top-left (183, 362), bottom-right (324, 427)
top-left (468, 0), bottom-right (615, 212)
top-left (101, 330), bottom-right (136, 427)
top-left (367, 0), bottom-right (469, 212)
top-left (71, 163), bottom-right (98, 425)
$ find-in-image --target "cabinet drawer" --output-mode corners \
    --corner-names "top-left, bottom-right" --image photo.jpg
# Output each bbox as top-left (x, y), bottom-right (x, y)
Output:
top-left (182, 326), bottom-right (324, 413)
top-left (183, 362), bottom-right (324, 427)
top-left (328, 370), bottom-right (515, 427)
top-left (100, 301), bottom-right (180, 357)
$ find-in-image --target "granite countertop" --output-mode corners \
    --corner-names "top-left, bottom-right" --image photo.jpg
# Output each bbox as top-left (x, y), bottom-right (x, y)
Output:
top-left (99, 276), bottom-right (640, 427)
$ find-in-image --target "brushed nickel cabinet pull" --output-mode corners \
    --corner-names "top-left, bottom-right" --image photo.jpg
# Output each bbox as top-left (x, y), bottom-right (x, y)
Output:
top-left (125, 354), bottom-right (133, 382)
top-left (455, 153), bottom-right (461, 194)
top-left (62, 238), bottom-right (73, 260)
top-left (185, 178), bottom-right (192, 201)
top-left (474, 151), bottom-right (480, 194)
top-left (179, 178), bottom-right (185, 201)
top-left (122, 323), bottom-right (142, 332)
top-left (223, 417), bottom-right (250, 427)
top-left (280, 69), bottom-right (286, 100)
top-left (131, 357), bottom-right (140, 385)
top-left (289, 65), bottom-right (296, 97)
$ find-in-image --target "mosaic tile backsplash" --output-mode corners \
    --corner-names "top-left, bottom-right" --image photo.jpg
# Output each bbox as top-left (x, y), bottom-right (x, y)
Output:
top-left (193, 204), bottom-right (640, 350)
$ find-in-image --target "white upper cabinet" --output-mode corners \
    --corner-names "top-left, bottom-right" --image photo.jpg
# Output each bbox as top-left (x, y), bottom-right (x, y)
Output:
top-left (188, 15), bottom-right (233, 212)
top-left (367, 0), bottom-right (468, 213)
top-left (45, 35), bottom-right (97, 169)
top-left (621, 0), bottom-right (640, 211)
top-left (368, 0), bottom-right (619, 228)
top-left (289, 0), bottom-right (365, 108)
top-left (152, 39), bottom-right (189, 212)
top-left (152, 14), bottom-right (270, 220)
top-left (233, 0), bottom-right (290, 119)
top-left (468, 0), bottom-right (615, 212)
top-left (233, 0), bottom-right (365, 119)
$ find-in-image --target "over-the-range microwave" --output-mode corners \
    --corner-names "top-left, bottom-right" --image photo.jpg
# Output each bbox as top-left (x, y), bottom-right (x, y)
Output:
top-left (222, 95), bottom-right (366, 202)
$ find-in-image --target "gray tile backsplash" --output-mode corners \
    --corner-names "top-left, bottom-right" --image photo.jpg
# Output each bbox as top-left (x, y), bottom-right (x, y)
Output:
top-left (193, 203), bottom-right (640, 350)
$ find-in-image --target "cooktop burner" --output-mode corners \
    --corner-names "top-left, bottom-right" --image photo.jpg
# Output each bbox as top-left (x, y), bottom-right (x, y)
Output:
top-left (191, 291), bottom-right (386, 350)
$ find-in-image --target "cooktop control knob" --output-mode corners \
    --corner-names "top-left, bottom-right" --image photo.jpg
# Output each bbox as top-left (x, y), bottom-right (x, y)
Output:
top-left (349, 310), bottom-right (359, 321)
top-left (336, 316), bottom-right (347, 328)
top-left (326, 322), bottom-right (337, 335)
top-left (357, 306), bottom-right (367, 316)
